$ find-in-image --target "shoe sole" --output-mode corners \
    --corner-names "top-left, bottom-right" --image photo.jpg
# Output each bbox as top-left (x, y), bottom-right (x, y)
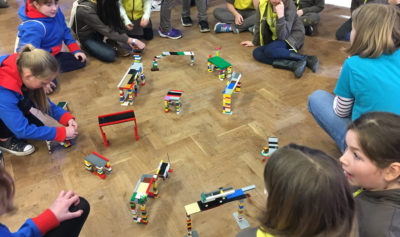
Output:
top-left (158, 30), bottom-right (182, 39)
top-left (0, 146), bottom-right (35, 156)
top-left (199, 27), bottom-right (210, 33)
top-left (213, 23), bottom-right (219, 32)
top-left (181, 18), bottom-right (193, 27)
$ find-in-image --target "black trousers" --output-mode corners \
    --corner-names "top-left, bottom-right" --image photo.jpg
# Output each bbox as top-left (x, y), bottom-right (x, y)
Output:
top-left (45, 197), bottom-right (90, 237)
top-left (0, 92), bottom-right (43, 139)
top-left (336, 18), bottom-right (352, 41)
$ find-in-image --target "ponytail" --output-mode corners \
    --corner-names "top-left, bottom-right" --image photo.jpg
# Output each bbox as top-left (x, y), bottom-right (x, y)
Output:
top-left (16, 44), bottom-right (59, 113)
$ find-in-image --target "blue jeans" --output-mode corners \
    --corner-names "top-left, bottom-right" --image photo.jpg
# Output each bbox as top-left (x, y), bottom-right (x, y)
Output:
top-left (81, 33), bottom-right (116, 63)
top-left (308, 90), bottom-right (351, 152)
top-left (252, 40), bottom-right (290, 65)
top-left (55, 52), bottom-right (86, 73)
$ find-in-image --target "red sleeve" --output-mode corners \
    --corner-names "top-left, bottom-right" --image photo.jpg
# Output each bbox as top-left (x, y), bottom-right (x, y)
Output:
top-left (54, 127), bottom-right (66, 142)
top-left (31, 209), bottom-right (60, 235)
top-left (67, 42), bottom-right (81, 53)
top-left (59, 113), bottom-right (74, 126)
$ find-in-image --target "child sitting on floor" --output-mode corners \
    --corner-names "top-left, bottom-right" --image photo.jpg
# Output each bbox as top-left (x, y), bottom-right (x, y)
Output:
top-left (241, 0), bottom-right (319, 78)
top-left (0, 165), bottom-right (90, 237)
top-left (0, 45), bottom-right (78, 156)
top-left (340, 112), bottom-right (400, 236)
top-left (70, 0), bottom-right (146, 63)
top-left (17, 0), bottom-right (87, 93)
top-left (237, 143), bottom-right (356, 237)
top-left (308, 4), bottom-right (400, 152)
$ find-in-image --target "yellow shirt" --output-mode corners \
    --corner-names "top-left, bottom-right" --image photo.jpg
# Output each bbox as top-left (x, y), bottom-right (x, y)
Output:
top-left (257, 229), bottom-right (275, 237)
top-left (259, 0), bottom-right (277, 45)
top-left (122, 0), bottom-right (144, 21)
top-left (234, 0), bottom-right (255, 10)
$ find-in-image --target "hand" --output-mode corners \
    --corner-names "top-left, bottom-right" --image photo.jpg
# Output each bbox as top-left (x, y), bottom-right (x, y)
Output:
top-left (126, 23), bottom-right (134, 31)
top-left (128, 38), bottom-right (146, 50)
top-left (74, 52), bottom-right (86, 62)
top-left (275, 1), bottom-right (284, 18)
top-left (234, 14), bottom-right (244, 25)
top-left (49, 190), bottom-right (83, 223)
top-left (297, 9), bottom-right (303, 17)
top-left (65, 125), bottom-right (78, 140)
top-left (68, 119), bottom-right (78, 130)
top-left (240, 41), bottom-right (254, 47)
top-left (43, 81), bottom-right (56, 94)
top-left (140, 18), bottom-right (149, 28)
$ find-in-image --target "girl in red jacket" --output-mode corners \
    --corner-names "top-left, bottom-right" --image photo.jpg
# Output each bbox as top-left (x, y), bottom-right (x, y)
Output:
top-left (0, 45), bottom-right (78, 156)
top-left (17, 0), bottom-right (87, 93)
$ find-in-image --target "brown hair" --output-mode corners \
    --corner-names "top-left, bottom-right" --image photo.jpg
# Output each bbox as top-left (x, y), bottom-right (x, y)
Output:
top-left (348, 112), bottom-right (400, 169)
top-left (261, 144), bottom-right (356, 237)
top-left (30, 0), bottom-right (59, 5)
top-left (347, 4), bottom-right (400, 58)
top-left (17, 44), bottom-right (59, 113)
top-left (0, 166), bottom-right (15, 214)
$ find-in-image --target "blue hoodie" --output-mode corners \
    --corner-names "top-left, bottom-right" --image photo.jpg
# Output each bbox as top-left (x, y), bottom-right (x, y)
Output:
top-left (0, 209), bottom-right (60, 237)
top-left (0, 54), bottom-right (73, 141)
top-left (17, 0), bottom-right (81, 56)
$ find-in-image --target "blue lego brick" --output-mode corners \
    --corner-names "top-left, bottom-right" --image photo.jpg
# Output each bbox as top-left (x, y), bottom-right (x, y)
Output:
top-left (227, 189), bottom-right (244, 200)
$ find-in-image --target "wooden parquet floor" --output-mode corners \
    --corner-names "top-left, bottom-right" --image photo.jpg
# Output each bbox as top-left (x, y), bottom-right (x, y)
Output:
top-left (0, 1), bottom-right (350, 236)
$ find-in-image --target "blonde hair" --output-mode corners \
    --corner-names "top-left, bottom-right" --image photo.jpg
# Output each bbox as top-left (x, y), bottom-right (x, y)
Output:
top-left (347, 4), bottom-right (400, 58)
top-left (16, 44), bottom-right (59, 113)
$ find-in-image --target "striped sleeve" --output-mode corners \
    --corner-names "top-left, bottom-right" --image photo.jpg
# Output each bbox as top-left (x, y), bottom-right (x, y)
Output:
top-left (333, 95), bottom-right (354, 118)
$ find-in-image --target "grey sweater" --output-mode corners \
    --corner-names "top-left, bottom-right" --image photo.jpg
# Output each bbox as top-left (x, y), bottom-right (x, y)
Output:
top-left (72, 0), bottom-right (129, 43)
top-left (295, 0), bottom-right (325, 14)
top-left (252, 0), bottom-right (305, 49)
top-left (356, 189), bottom-right (400, 237)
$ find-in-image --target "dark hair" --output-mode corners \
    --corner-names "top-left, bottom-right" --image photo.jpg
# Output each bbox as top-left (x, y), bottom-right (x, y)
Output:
top-left (97, 0), bottom-right (124, 32)
top-left (348, 112), bottom-right (400, 169)
top-left (30, 0), bottom-right (60, 5)
top-left (0, 166), bottom-right (15, 214)
top-left (261, 144), bottom-right (356, 237)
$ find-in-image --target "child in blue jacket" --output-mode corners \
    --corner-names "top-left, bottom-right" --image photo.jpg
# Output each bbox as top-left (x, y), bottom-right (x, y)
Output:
top-left (17, 0), bottom-right (87, 93)
top-left (0, 165), bottom-right (90, 237)
top-left (0, 45), bottom-right (78, 156)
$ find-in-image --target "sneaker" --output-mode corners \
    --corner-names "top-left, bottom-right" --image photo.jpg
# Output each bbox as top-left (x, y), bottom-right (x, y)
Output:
top-left (214, 22), bottom-right (232, 33)
top-left (305, 25), bottom-right (314, 36)
top-left (0, 137), bottom-right (35, 156)
top-left (106, 39), bottom-right (131, 56)
top-left (181, 17), bottom-right (193, 27)
top-left (199, 21), bottom-right (210, 33)
top-left (0, 0), bottom-right (9, 8)
top-left (151, 0), bottom-right (161, 12)
top-left (248, 25), bottom-right (255, 34)
top-left (158, 27), bottom-right (182, 39)
top-left (115, 46), bottom-right (132, 57)
top-left (232, 27), bottom-right (240, 34)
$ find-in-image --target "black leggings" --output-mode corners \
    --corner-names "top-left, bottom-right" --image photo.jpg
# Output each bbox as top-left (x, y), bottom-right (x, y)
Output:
top-left (45, 197), bottom-right (90, 237)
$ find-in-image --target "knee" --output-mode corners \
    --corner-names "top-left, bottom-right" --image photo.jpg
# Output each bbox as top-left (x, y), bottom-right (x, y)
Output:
top-left (102, 50), bottom-right (116, 63)
top-left (143, 28), bottom-right (154, 40)
top-left (308, 90), bottom-right (328, 112)
top-left (252, 47), bottom-right (265, 62)
top-left (78, 60), bottom-right (86, 69)
top-left (76, 197), bottom-right (90, 219)
top-left (213, 8), bottom-right (223, 19)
